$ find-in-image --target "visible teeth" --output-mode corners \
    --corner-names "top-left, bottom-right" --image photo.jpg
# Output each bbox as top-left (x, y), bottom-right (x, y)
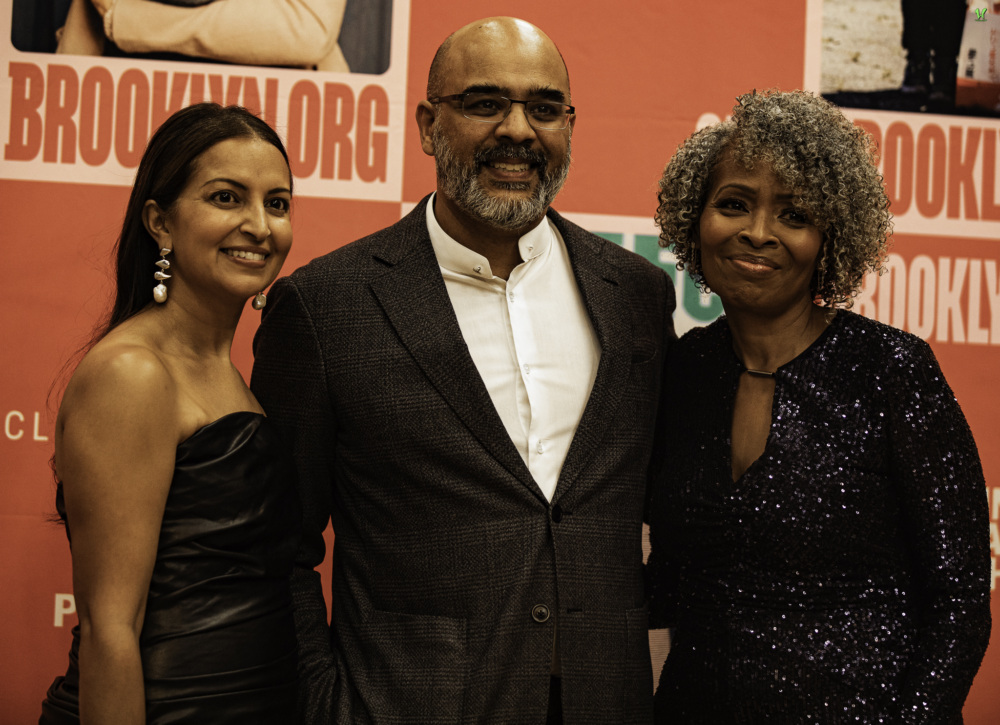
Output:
top-left (491, 161), bottom-right (530, 171)
top-left (224, 249), bottom-right (266, 261)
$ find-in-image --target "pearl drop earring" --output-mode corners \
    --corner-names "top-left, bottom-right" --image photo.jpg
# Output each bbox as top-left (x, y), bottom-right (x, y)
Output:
top-left (153, 248), bottom-right (171, 303)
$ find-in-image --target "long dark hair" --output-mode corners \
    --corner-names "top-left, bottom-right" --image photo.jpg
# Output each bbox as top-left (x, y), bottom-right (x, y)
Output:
top-left (48, 103), bottom-right (291, 414)
top-left (102, 102), bottom-right (291, 338)
top-left (47, 104), bottom-right (291, 509)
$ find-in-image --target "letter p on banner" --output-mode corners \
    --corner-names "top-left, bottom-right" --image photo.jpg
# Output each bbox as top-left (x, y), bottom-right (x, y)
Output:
top-left (54, 594), bottom-right (76, 627)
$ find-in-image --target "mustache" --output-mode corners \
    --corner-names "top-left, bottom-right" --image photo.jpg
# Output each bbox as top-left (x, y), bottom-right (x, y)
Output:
top-left (474, 144), bottom-right (548, 170)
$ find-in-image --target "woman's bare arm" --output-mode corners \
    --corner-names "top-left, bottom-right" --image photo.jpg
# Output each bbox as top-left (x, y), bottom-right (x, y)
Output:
top-left (58, 344), bottom-right (180, 725)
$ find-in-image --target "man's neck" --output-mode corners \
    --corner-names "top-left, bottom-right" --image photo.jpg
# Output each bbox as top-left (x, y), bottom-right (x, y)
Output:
top-left (431, 193), bottom-right (547, 280)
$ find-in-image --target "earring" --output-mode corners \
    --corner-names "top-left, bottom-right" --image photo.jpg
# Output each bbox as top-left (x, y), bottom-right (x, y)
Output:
top-left (153, 248), bottom-right (171, 303)
top-left (252, 291), bottom-right (267, 310)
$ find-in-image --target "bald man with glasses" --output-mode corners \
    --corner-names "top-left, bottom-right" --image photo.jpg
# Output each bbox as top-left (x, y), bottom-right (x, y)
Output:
top-left (252, 16), bottom-right (675, 724)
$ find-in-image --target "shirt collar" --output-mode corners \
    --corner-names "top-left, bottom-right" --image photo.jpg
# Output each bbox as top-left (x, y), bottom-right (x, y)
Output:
top-left (426, 192), bottom-right (553, 279)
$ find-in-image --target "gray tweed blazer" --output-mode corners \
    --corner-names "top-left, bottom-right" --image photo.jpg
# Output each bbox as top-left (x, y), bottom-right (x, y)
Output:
top-left (251, 196), bottom-right (676, 724)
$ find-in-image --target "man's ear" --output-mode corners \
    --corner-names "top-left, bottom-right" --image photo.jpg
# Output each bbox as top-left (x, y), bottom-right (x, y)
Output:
top-left (415, 100), bottom-right (438, 156)
top-left (142, 199), bottom-right (171, 247)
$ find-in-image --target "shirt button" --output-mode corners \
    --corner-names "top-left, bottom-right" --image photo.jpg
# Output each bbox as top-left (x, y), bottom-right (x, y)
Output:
top-left (508, 292), bottom-right (515, 302)
top-left (523, 364), bottom-right (531, 375)
top-left (536, 441), bottom-right (545, 454)
top-left (473, 265), bottom-right (482, 273)
top-left (531, 604), bottom-right (550, 623)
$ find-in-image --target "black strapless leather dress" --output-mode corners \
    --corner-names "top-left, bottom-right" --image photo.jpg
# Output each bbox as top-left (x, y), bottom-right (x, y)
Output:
top-left (40, 412), bottom-right (300, 724)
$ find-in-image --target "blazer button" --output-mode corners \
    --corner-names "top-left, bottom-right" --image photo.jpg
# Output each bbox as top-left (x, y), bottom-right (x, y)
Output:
top-left (531, 604), bottom-right (551, 623)
top-left (551, 504), bottom-right (562, 523)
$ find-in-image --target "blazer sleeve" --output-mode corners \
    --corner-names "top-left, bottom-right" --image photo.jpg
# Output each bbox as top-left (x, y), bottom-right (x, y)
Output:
top-left (645, 267), bottom-right (678, 506)
top-left (644, 268), bottom-right (677, 630)
top-left (107, 0), bottom-right (347, 68)
top-left (251, 275), bottom-right (346, 723)
top-left (883, 338), bottom-right (991, 722)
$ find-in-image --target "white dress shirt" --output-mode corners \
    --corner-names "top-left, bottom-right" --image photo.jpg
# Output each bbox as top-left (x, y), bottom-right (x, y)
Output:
top-left (426, 195), bottom-right (601, 501)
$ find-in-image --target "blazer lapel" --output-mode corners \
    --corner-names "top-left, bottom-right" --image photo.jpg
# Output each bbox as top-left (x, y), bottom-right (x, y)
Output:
top-left (367, 200), bottom-right (541, 499)
top-left (552, 212), bottom-right (633, 500)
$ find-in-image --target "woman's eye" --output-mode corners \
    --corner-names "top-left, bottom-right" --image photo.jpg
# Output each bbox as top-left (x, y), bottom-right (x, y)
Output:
top-left (783, 209), bottom-right (809, 223)
top-left (716, 198), bottom-right (746, 212)
top-left (267, 198), bottom-right (290, 212)
top-left (212, 190), bottom-right (237, 204)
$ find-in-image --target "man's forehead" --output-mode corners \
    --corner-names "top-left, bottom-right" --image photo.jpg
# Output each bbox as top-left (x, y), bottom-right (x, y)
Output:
top-left (440, 44), bottom-right (569, 96)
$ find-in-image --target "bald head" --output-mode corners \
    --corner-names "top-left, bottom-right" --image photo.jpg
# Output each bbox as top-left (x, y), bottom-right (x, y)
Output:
top-left (426, 17), bottom-right (570, 100)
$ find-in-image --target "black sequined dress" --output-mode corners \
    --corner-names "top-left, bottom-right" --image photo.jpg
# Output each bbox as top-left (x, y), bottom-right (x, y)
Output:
top-left (647, 311), bottom-right (991, 724)
top-left (40, 412), bottom-right (300, 724)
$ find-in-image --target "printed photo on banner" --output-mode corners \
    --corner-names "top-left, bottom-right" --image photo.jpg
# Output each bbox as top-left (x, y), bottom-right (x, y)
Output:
top-left (10, 0), bottom-right (392, 73)
top-left (803, 0), bottom-right (1000, 242)
top-left (1, 0), bottom-right (408, 200)
top-left (819, 0), bottom-right (1000, 118)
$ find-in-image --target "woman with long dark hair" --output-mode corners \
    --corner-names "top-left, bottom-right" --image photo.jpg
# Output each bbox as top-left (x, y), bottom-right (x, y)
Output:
top-left (40, 103), bottom-right (299, 724)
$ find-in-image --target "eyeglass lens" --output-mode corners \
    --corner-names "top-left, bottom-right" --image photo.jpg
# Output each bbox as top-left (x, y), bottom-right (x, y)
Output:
top-left (461, 93), bottom-right (571, 129)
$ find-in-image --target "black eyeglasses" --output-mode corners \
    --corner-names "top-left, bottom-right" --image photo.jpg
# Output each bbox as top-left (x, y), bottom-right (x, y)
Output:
top-left (429, 92), bottom-right (575, 130)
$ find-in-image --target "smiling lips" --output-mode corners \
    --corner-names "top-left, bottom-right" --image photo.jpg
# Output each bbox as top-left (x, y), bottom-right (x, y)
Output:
top-left (476, 144), bottom-right (546, 177)
top-left (490, 160), bottom-right (532, 172)
top-left (223, 249), bottom-right (267, 261)
top-left (730, 254), bottom-right (779, 272)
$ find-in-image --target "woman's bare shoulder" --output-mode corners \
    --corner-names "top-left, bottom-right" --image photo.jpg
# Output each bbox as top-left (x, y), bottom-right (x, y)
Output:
top-left (60, 329), bottom-right (178, 427)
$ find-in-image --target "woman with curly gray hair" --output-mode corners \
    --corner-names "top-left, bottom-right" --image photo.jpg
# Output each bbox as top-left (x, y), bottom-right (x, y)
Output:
top-left (646, 90), bottom-right (990, 723)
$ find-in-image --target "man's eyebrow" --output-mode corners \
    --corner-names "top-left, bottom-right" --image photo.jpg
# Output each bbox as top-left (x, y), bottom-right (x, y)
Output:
top-left (529, 87), bottom-right (568, 103)
top-left (461, 84), bottom-right (568, 103)
top-left (462, 83), bottom-right (506, 95)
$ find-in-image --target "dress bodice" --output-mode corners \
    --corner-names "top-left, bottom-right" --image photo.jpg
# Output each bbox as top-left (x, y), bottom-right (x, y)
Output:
top-left (41, 412), bottom-right (300, 724)
top-left (647, 312), bottom-right (991, 723)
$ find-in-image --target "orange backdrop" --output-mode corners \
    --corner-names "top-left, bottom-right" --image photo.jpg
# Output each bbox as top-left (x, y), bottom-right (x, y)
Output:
top-left (1, 1), bottom-right (997, 722)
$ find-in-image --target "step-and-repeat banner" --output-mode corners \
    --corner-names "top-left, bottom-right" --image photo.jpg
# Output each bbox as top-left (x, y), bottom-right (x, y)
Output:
top-left (2, 0), bottom-right (997, 722)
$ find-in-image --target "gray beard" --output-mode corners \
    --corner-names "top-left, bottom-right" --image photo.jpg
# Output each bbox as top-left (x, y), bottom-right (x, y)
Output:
top-left (432, 127), bottom-right (571, 231)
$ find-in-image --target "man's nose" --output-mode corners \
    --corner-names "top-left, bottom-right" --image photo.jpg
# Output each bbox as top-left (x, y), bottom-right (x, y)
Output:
top-left (494, 101), bottom-right (538, 143)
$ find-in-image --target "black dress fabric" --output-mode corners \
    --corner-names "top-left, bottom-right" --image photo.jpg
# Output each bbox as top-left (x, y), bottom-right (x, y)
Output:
top-left (647, 311), bottom-right (991, 724)
top-left (40, 412), bottom-right (300, 724)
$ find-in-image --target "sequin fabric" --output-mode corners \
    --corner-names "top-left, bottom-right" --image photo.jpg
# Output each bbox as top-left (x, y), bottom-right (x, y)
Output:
top-left (647, 311), bottom-right (991, 724)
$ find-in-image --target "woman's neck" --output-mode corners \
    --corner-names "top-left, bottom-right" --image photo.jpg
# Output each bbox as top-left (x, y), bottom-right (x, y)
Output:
top-left (725, 302), bottom-right (832, 374)
top-left (138, 294), bottom-right (243, 363)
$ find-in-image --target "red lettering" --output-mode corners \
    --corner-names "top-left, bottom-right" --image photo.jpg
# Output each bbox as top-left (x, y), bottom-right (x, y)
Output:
top-left (287, 80), bottom-right (321, 177)
top-left (982, 129), bottom-right (1000, 221)
top-left (79, 66), bottom-right (114, 166)
top-left (936, 257), bottom-right (968, 343)
top-left (883, 122), bottom-right (913, 215)
top-left (915, 124), bottom-right (946, 218)
top-left (263, 78), bottom-right (279, 130)
top-left (43, 65), bottom-right (78, 164)
top-left (243, 77), bottom-right (262, 117)
top-left (947, 127), bottom-right (980, 219)
top-left (208, 74), bottom-right (224, 104)
top-left (115, 69), bottom-right (150, 168)
top-left (225, 77), bottom-right (243, 106)
top-left (189, 74), bottom-right (206, 104)
top-left (241, 77), bottom-right (280, 129)
top-left (5, 62), bottom-right (44, 161)
top-left (321, 83), bottom-right (354, 180)
top-left (357, 85), bottom-right (389, 183)
top-left (907, 255), bottom-right (936, 340)
top-left (150, 71), bottom-right (189, 133)
top-left (206, 74), bottom-right (244, 106)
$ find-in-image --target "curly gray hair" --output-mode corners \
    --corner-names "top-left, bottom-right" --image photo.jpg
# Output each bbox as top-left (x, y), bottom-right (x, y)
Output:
top-left (655, 89), bottom-right (891, 307)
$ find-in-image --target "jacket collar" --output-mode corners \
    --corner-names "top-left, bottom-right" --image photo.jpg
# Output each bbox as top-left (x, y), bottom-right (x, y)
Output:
top-left (368, 196), bottom-right (633, 503)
